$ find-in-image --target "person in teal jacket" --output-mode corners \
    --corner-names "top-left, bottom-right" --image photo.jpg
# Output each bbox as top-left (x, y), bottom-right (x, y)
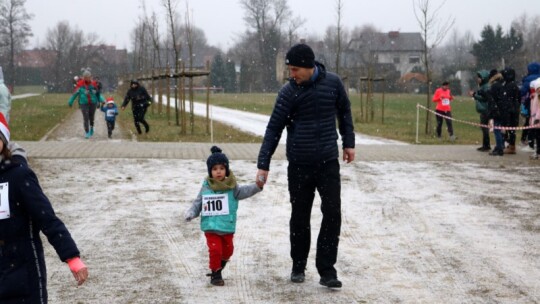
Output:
top-left (68, 70), bottom-right (104, 138)
top-left (184, 146), bottom-right (262, 286)
top-left (469, 70), bottom-right (492, 151)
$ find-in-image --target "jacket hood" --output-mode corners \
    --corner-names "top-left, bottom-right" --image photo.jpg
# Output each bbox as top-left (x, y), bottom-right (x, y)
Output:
top-left (489, 72), bottom-right (503, 85)
top-left (501, 68), bottom-right (516, 82)
top-left (527, 62), bottom-right (540, 75)
top-left (476, 70), bottom-right (490, 86)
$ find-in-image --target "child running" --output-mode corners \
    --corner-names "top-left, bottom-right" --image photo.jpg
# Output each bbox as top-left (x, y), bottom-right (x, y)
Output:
top-left (100, 97), bottom-right (119, 139)
top-left (184, 146), bottom-right (262, 286)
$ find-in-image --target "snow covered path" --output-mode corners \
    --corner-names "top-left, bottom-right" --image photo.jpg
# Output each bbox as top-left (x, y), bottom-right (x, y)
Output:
top-left (165, 97), bottom-right (406, 145)
top-left (36, 158), bottom-right (539, 304)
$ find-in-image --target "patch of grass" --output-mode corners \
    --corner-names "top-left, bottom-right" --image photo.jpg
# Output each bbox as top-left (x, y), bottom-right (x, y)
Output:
top-left (11, 93), bottom-right (72, 140)
top-left (12, 85), bottom-right (48, 95)
top-left (196, 92), bottom-right (504, 145)
top-left (116, 102), bottom-right (262, 143)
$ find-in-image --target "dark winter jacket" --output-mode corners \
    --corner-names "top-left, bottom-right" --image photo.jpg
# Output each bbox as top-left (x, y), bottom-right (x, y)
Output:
top-left (488, 73), bottom-right (505, 120)
top-left (257, 62), bottom-right (355, 170)
top-left (501, 68), bottom-right (521, 114)
top-left (122, 82), bottom-right (152, 109)
top-left (0, 159), bottom-right (80, 303)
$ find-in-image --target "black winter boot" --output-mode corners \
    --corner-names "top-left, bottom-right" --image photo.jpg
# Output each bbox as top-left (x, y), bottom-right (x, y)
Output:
top-left (221, 260), bottom-right (228, 270)
top-left (207, 269), bottom-right (224, 286)
top-left (290, 260), bottom-right (307, 283)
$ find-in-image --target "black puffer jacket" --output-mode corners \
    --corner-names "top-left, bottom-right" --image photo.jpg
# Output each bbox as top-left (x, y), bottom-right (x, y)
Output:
top-left (0, 159), bottom-right (80, 303)
top-left (257, 62), bottom-right (355, 170)
top-left (122, 81), bottom-right (151, 108)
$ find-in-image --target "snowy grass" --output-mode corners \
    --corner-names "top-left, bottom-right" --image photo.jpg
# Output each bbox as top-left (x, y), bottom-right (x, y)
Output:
top-left (193, 92), bottom-right (507, 145)
top-left (11, 93), bottom-right (73, 140)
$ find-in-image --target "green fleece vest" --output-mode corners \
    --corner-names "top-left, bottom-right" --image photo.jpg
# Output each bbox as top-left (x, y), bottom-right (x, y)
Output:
top-left (200, 180), bottom-right (239, 233)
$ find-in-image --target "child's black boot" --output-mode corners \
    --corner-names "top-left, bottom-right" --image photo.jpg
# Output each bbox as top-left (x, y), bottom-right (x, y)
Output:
top-left (207, 269), bottom-right (224, 286)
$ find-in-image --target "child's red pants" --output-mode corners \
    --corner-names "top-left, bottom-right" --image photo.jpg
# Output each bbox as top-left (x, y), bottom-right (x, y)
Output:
top-left (205, 232), bottom-right (234, 271)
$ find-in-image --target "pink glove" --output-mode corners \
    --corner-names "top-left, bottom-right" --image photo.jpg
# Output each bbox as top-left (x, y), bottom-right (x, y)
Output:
top-left (67, 257), bottom-right (86, 272)
top-left (67, 257), bottom-right (88, 286)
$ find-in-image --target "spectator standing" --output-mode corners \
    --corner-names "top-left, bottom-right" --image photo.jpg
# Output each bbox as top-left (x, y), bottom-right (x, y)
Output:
top-left (469, 70), bottom-right (492, 151)
top-left (432, 81), bottom-right (455, 140)
top-left (255, 43), bottom-right (355, 288)
top-left (487, 71), bottom-right (505, 156)
top-left (519, 62), bottom-right (540, 148)
top-left (529, 78), bottom-right (540, 159)
top-left (500, 68), bottom-right (521, 154)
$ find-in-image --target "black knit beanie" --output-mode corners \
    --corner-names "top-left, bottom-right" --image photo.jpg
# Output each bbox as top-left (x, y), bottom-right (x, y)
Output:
top-left (206, 146), bottom-right (230, 177)
top-left (286, 44), bottom-right (315, 68)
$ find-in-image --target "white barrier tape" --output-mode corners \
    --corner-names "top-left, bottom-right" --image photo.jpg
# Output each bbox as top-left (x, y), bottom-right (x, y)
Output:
top-left (416, 104), bottom-right (540, 131)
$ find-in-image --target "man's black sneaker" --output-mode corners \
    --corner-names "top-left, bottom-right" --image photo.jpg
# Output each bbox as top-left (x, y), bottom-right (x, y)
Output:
top-left (477, 146), bottom-right (491, 152)
top-left (489, 149), bottom-right (503, 156)
top-left (319, 276), bottom-right (342, 288)
top-left (290, 272), bottom-right (305, 283)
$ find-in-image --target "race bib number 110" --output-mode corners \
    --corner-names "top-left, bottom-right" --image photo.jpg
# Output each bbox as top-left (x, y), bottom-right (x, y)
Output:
top-left (201, 194), bottom-right (230, 216)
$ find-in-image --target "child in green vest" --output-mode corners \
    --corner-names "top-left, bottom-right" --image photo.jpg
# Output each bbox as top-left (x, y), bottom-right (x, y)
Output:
top-left (184, 146), bottom-right (263, 286)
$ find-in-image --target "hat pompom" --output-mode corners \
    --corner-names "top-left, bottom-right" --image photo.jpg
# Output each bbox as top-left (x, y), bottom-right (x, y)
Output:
top-left (0, 112), bottom-right (10, 144)
top-left (210, 146), bottom-right (222, 154)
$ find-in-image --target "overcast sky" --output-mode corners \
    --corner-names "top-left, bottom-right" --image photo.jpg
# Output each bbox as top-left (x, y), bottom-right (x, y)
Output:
top-left (25, 0), bottom-right (539, 51)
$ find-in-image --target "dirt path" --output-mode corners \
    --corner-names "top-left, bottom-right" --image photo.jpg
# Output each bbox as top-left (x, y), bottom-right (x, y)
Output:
top-left (30, 158), bottom-right (539, 304)
top-left (44, 106), bottom-right (131, 141)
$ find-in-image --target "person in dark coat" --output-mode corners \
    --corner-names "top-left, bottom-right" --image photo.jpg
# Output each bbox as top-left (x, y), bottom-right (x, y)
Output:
top-left (500, 68), bottom-right (521, 154)
top-left (121, 79), bottom-right (152, 134)
top-left (487, 71), bottom-right (505, 156)
top-left (0, 113), bottom-right (88, 303)
top-left (255, 43), bottom-right (355, 288)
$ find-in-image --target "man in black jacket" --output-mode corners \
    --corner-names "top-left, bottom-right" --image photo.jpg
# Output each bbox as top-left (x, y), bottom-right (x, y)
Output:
top-left (255, 43), bottom-right (355, 288)
top-left (122, 79), bottom-right (151, 134)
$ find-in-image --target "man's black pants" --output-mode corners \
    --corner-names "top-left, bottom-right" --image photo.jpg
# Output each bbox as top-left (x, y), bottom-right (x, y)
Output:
top-left (287, 159), bottom-right (341, 278)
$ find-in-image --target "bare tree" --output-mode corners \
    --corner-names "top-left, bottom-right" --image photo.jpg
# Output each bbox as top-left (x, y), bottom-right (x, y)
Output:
top-left (335, 0), bottom-right (344, 75)
top-left (184, 2), bottom-right (196, 132)
top-left (163, 0), bottom-right (181, 70)
top-left (0, 0), bottom-right (33, 92)
top-left (45, 21), bottom-right (102, 92)
top-left (240, 0), bottom-right (290, 92)
top-left (512, 13), bottom-right (540, 75)
top-left (284, 16), bottom-right (305, 49)
top-left (413, 0), bottom-right (454, 134)
top-left (322, 25), bottom-right (349, 72)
